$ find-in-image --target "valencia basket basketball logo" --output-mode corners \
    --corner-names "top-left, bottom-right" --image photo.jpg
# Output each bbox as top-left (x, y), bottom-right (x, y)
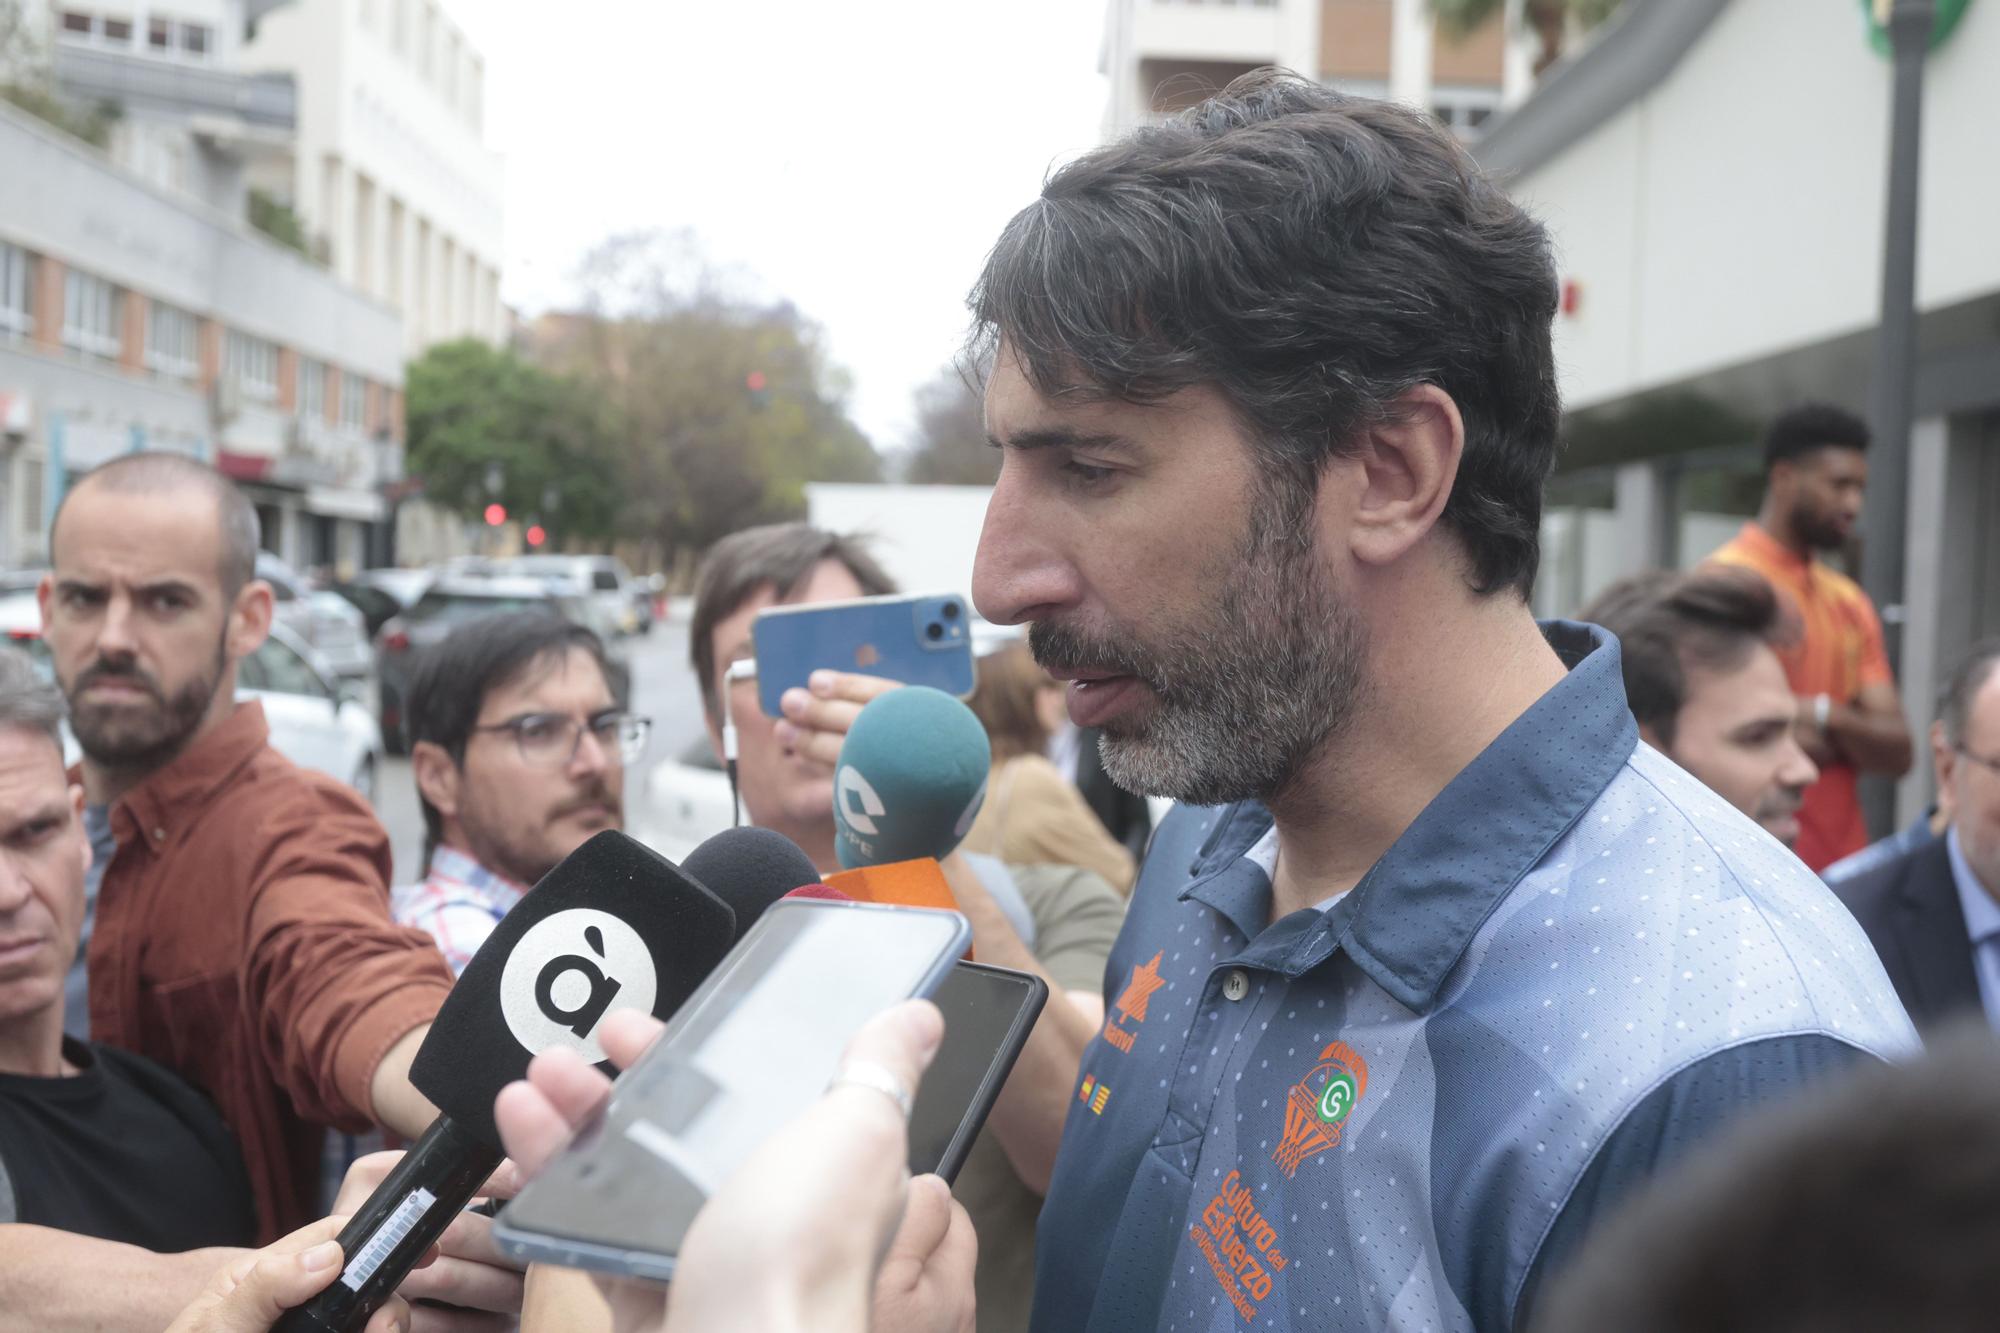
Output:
top-left (1272, 1040), bottom-right (1369, 1178)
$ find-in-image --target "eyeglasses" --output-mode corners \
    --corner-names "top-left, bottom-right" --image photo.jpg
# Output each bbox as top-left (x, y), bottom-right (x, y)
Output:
top-left (472, 711), bottom-right (652, 768)
top-left (1956, 745), bottom-right (2000, 778)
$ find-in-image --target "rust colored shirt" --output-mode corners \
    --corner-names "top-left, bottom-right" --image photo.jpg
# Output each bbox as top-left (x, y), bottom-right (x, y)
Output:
top-left (1707, 521), bottom-right (1895, 871)
top-left (83, 701), bottom-right (453, 1240)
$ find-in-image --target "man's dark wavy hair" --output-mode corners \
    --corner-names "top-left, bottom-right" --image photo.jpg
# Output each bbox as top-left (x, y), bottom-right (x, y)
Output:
top-left (968, 69), bottom-right (1562, 598)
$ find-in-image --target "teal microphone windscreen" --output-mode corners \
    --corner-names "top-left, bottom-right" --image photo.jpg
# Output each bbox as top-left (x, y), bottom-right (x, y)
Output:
top-left (833, 686), bottom-right (992, 869)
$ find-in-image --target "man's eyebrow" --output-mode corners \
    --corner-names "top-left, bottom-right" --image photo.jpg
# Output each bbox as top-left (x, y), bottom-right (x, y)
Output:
top-left (1, 800), bottom-right (70, 838)
top-left (135, 578), bottom-right (202, 599)
top-left (986, 428), bottom-right (1136, 454)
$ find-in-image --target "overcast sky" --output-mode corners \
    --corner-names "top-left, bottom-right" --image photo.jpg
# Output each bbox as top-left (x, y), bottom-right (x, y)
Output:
top-left (448, 0), bottom-right (1109, 455)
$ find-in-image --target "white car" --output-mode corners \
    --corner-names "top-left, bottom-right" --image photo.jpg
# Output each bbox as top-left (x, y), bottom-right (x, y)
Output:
top-left (0, 594), bottom-right (383, 802)
top-left (628, 737), bottom-right (738, 864)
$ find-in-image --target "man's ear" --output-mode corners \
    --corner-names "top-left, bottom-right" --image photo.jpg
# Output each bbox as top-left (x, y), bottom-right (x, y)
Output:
top-left (411, 741), bottom-right (462, 826)
top-left (1931, 719), bottom-right (1956, 801)
top-left (1341, 384), bottom-right (1464, 572)
top-left (228, 579), bottom-right (275, 661)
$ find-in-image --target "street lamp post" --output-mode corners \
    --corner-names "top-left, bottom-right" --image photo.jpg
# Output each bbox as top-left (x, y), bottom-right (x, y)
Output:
top-left (1859, 0), bottom-right (1933, 836)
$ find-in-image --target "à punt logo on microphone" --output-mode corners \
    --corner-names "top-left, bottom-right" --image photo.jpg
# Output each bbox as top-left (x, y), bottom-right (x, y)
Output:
top-left (499, 909), bottom-right (658, 1064)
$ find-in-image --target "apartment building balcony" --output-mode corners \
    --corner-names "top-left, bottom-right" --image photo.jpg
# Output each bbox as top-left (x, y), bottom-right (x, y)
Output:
top-left (52, 43), bottom-right (297, 135)
top-left (1129, 0), bottom-right (1287, 64)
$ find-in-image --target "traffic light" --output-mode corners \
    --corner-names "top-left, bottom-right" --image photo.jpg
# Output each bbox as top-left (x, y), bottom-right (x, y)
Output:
top-left (746, 370), bottom-right (770, 409)
top-left (484, 503), bottom-right (506, 526)
top-left (526, 524), bottom-right (547, 547)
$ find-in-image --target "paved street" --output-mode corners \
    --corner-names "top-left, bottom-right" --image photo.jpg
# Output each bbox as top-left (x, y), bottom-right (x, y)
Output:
top-left (372, 606), bottom-right (709, 885)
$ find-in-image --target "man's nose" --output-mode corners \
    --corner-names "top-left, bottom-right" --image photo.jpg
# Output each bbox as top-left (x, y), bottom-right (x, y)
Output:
top-left (0, 855), bottom-right (34, 915)
top-left (568, 725), bottom-right (612, 776)
top-left (972, 467), bottom-right (1079, 627)
top-left (95, 594), bottom-right (139, 656)
top-left (1779, 735), bottom-right (1820, 791)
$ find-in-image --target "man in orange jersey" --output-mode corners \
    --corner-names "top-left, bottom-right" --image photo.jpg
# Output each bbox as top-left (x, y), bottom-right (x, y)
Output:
top-left (1708, 403), bottom-right (1913, 870)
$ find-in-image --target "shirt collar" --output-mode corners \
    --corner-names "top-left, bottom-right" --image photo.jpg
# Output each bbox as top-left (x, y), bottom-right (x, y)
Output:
top-left (1180, 620), bottom-right (1637, 1012)
top-left (111, 701), bottom-right (270, 846)
top-left (427, 844), bottom-right (532, 901)
top-left (1946, 826), bottom-right (2000, 945)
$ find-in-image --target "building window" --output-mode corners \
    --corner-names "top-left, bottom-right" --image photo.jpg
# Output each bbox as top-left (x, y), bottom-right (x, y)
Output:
top-left (60, 11), bottom-right (92, 35)
top-left (62, 271), bottom-right (123, 360)
top-left (339, 372), bottom-right (366, 431)
top-left (226, 330), bottom-right (279, 404)
top-left (144, 302), bottom-right (200, 381)
top-left (0, 243), bottom-right (34, 341)
top-left (102, 15), bottom-right (132, 42)
top-left (181, 22), bottom-right (211, 57)
top-left (299, 359), bottom-right (326, 419)
top-left (148, 15), bottom-right (170, 48)
top-left (1432, 88), bottom-right (1502, 138)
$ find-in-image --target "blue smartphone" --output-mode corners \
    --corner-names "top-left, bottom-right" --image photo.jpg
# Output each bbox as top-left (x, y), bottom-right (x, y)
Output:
top-left (492, 899), bottom-right (971, 1282)
top-left (751, 592), bottom-right (976, 718)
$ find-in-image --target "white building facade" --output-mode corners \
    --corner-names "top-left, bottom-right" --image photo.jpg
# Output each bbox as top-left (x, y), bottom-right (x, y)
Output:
top-left (0, 98), bottom-right (404, 574)
top-left (240, 0), bottom-right (505, 355)
top-left (1474, 0), bottom-right (2000, 823)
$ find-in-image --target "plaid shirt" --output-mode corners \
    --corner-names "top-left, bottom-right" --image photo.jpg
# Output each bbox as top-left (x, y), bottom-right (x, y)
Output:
top-left (391, 846), bottom-right (531, 977)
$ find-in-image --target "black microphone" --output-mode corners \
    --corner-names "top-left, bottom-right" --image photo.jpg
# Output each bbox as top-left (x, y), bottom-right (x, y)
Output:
top-left (275, 831), bottom-right (736, 1333)
top-left (682, 824), bottom-right (824, 940)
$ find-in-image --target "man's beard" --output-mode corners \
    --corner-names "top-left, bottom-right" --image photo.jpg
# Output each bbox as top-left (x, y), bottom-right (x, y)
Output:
top-left (1029, 504), bottom-right (1369, 808)
top-left (1790, 497), bottom-right (1849, 552)
top-left (64, 639), bottom-right (226, 772)
top-left (470, 782), bottom-right (622, 887)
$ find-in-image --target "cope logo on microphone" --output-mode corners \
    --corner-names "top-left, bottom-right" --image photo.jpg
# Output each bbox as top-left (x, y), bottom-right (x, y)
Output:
top-left (837, 765), bottom-right (885, 836)
top-left (499, 909), bottom-right (657, 1064)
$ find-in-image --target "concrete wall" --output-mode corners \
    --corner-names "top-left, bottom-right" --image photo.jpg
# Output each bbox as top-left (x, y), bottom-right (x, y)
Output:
top-left (1509, 0), bottom-right (2000, 413)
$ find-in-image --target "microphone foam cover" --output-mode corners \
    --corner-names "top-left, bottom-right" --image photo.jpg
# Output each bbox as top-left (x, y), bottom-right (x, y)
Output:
top-left (409, 830), bottom-right (736, 1151)
top-left (682, 826), bottom-right (824, 941)
top-left (833, 686), bottom-right (991, 870)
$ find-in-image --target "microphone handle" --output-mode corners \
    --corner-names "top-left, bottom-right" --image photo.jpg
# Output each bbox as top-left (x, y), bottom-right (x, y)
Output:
top-left (273, 1115), bottom-right (504, 1333)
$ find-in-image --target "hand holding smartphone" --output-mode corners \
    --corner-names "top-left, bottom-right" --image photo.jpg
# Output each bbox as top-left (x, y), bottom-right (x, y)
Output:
top-left (494, 900), bottom-right (969, 1281)
top-left (750, 593), bottom-right (977, 718)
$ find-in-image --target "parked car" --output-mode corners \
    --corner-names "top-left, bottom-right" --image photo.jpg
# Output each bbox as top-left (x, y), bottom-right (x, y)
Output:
top-left (0, 593), bottom-right (383, 800)
top-left (627, 735), bottom-right (735, 865)
top-left (330, 567), bottom-right (434, 639)
top-left (257, 553), bottom-right (373, 683)
top-left (495, 555), bottom-right (644, 637)
top-left (373, 575), bottom-right (633, 753)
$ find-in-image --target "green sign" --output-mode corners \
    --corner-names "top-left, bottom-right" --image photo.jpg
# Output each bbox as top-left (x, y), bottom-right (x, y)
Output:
top-left (1861, 0), bottom-right (1975, 55)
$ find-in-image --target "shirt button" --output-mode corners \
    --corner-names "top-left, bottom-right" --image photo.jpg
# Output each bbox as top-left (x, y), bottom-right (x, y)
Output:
top-left (1222, 970), bottom-right (1249, 1002)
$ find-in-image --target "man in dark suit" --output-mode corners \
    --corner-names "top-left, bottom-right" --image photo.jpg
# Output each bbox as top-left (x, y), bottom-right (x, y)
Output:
top-left (1836, 638), bottom-right (2000, 1033)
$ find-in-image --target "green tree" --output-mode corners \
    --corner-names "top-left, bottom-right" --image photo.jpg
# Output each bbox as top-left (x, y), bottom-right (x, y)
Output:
top-left (404, 339), bottom-right (623, 542)
top-left (1431, 0), bottom-right (1625, 76)
top-left (901, 363), bottom-right (997, 486)
top-left (535, 230), bottom-right (881, 563)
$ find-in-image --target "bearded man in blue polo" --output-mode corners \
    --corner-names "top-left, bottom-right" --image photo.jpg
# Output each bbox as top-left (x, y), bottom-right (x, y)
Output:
top-left (964, 71), bottom-right (1915, 1333)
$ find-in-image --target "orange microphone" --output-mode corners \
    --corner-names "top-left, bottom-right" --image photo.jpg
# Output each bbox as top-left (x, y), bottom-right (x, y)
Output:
top-left (824, 859), bottom-right (974, 958)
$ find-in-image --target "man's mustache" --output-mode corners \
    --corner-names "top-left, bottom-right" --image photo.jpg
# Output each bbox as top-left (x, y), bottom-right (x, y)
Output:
top-left (74, 659), bottom-right (164, 702)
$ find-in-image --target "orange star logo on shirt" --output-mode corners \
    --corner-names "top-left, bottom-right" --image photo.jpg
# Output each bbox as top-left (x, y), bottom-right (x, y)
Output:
top-left (1114, 953), bottom-right (1166, 1025)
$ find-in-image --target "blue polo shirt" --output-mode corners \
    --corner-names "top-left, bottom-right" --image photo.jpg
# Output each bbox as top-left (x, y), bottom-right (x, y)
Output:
top-left (1030, 622), bottom-right (1915, 1333)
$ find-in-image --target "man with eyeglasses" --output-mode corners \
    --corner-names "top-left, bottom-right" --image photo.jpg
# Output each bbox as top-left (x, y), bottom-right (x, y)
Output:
top-left (399, 610), bottom-right (648, 974)
top-left (1837, 638), bottom-right (2000, 1036)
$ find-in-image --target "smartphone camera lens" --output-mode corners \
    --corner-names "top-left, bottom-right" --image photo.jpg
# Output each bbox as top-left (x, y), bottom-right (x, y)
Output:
top-left (942, 601), bottom-right (961, 620)
top-left (926, 622), bottom-right (944, 642)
